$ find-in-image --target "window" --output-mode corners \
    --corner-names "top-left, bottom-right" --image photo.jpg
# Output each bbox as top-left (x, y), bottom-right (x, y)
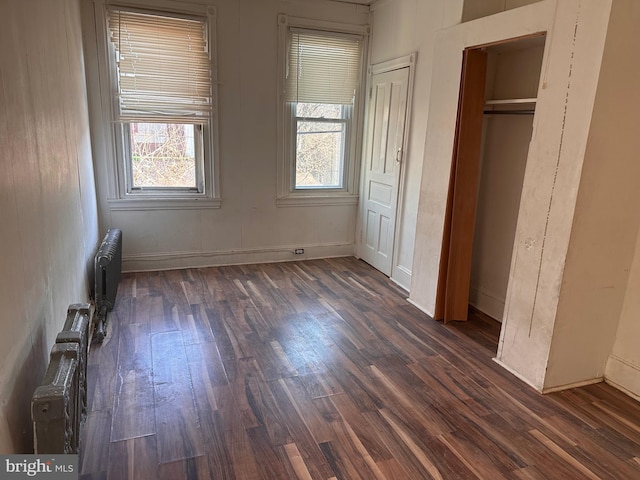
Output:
top-left (127, 123), bottom-right (200, 188)
top-left (277, 16), bottom-right (367, 206)
top-left (293, 103), bottom-right (348, 188)
top-left (104, 5), bottom-right (219, 206)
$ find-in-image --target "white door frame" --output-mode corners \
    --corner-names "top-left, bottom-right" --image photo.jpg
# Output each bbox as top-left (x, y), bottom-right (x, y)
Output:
top-left (357, 53), bottom-right (417, 285)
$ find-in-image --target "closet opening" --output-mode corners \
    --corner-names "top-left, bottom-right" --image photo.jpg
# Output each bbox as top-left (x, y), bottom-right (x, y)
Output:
top-left (435, 34), bottom-right (547, 329)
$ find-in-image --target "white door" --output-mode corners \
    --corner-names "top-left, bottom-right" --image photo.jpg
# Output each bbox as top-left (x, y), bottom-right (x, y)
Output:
top-left (359, 67), bottom-right (410, 276)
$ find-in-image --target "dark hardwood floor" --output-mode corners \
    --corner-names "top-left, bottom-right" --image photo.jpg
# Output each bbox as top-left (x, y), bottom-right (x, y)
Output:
top-left (80, 257), bottom-right (640, 479)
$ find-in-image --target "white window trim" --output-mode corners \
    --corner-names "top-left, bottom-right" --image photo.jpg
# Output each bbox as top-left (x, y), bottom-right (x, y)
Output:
top-left (276, 14), bottom-right (369, 207)
top-left (94, 0), bottom-right (221, 210)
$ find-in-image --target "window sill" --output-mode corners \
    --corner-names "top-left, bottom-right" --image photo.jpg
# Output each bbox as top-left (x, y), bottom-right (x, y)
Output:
top-left (276, 194), bottom-right (358, 207)
top-left (107, 197), bottom-right (222, 211)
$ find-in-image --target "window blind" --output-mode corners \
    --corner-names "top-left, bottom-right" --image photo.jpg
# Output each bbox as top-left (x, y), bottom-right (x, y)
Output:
top-left (285, 28), bottom-right (362, 105)
top-left (108, 9), bottom-right (212, 124)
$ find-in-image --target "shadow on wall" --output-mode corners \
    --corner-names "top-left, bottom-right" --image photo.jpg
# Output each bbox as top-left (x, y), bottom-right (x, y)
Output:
top-left (87, 243), bottom-right (98, 303)
top-left (6, 322), bottom-right (49, 453)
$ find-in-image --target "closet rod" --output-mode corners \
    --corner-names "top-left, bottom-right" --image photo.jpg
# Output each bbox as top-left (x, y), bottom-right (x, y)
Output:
top-left (483, 109), bottom-right (534, 115)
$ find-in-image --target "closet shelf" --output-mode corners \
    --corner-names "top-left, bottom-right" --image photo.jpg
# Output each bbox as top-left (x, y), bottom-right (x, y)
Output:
top-left (485, 97), bottom-right (537, 106)
top-left (484, 98), bottom-right (537, 116)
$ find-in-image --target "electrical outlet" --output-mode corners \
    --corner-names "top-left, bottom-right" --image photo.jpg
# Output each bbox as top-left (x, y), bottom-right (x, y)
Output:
top-left (294, 248), bottom-right (305, 255)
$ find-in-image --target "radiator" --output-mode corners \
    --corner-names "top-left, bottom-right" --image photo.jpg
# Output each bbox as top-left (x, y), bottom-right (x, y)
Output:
top-left (94, 228), bottom-right (122, 342)
top-left (56, 304), bottom-right (91, 421)
top-left (32, 342), bottom-right (81, 454)
top-left (32, 305), bottom-right (92, 454)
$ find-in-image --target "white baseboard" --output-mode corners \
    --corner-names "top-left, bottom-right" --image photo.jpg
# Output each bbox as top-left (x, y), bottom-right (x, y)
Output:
top-left (605, 379), bottom-right (640, 402)
top-left (604, 354), bottom-right (640, 401)
top-left (391, 264), bottom-right (412, 292)
top-left (541, 377), bottom-right (603, 394)
top-left (406, 297), bottom-right (434, 318)
top-left (122, 242), bottom-right (355, 272)
top-left (493, 357), bottom-right (606, 394)
top-left (469, 286), bottom-right (505, 322)
top-left (492, 357), bottom-right (544, 392)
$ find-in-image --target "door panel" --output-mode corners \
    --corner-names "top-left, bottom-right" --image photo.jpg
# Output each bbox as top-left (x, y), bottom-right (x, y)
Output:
top-left (359, 67), bottom-right (410, 276)
top-left (435, 48), bottom-right (488, 321)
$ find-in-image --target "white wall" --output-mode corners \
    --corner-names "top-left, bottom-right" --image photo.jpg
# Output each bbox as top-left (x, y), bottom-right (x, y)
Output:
top-left (0, 0), bottom-right (99, 452)
top-left (546, 0), bottom-right (640, 393)
top-left (470, 44), bottom-right (544, 321)
top-left (366, 0), bottom-right (463, 290)
top-left (462, 0), bottom-right (542, 21)
top-left (607, 230), bottom-right (640, 401)
top-left (83, 0), bottom-right (369, 272)
top-left (470, 116), bottom-right (532, 320)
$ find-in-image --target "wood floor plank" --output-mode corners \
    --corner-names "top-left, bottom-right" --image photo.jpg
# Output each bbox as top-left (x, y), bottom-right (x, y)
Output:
top-left (184, 341), bottom-right (228, 414)
top-left (227, 355), bottom-right (289, 435)
top-left (283, 442), bottom-right (314, 480)
top-left (179, 303), bottom-right (214, 345)
top-left (85, 363), bottom-right (113, 414)
top-left (86, 315), bottom-right (119, 412)
top-left (369, 364), bottom-right (455, 437)
top-left (217, 398), bottom-right (262, 480)
top-left (278, 376), bottom-right (335, 444)
top-left (297, 370), bottom-right (344, 400)
top-left (407, 358), bottom-right (491, 416)
top-left (564, 441), bottom-right (640, 480)
top-left (151, 331), bottom-right (204, 463)
top-left (506, 428), bottom-right (592, 478)
top-left (457, 412), bottom-right (530, 467)
top-left (512, 464), bottom-right (549, 479)
top-left (265, 379), bottom-right (337, 479)
top-left (274, 314), bottom-right (336, 376)
top-left (80, 410), bottom-right (111, 476)
top-left (210, 300), bottom-right (257, 363)
top-left (319, 439), bottom-right (382, 480)
top-left (324, 412), bottom-right (389, 480)
top-left (245, 426), bottom-right (297, 480)
top-left (439, 421), bottom-right (522, 475)
top-left (108, 435), bottom-right (157, 480)
top-left (196, 410), bottom-right (236, 479)
top-left (361, 409), bottom-right (444, 480)
top-left (111, 323), bottom-right (155, 442)
top-left (158, 456), bottom-right (211, 480)
top-left (561, 407), bottom-right (640, 460)
top-left (130, 294), bottom-right (163, 327)
top-left (158, 270), bottom-right (193, 317)
top-left (80, 473), bottom-right (107, 480)
top-left (81, 257), bottom-right (640, 480)
top-left (528, 429), bottom-right (601, 480)
top-left (113, 296), bottom-right (134, 326)
top-left (436, 432), bottom-right (510, 480)
top-left (326, 393), bottom-right (394, 464)
top-left (179, 269), bottom-right (209, 306)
